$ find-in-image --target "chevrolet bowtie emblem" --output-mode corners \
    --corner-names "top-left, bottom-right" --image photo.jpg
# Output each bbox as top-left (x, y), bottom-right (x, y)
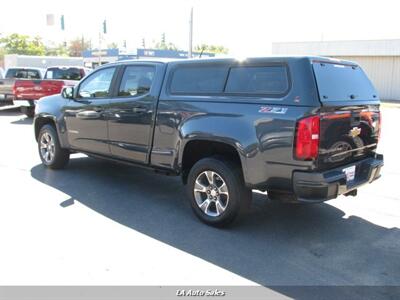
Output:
top-left (349, 127), bottom-right (361, 137)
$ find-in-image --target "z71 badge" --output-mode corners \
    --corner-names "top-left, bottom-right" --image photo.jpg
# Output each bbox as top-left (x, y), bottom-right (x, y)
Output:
top-left (259, 106), bottom-right (288, 114)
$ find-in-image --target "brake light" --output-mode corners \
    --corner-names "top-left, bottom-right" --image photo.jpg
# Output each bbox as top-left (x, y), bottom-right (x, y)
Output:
top-left (295, 115), bottom-right (320, 160)
top-left (377, 111), bottom-right (381, 142)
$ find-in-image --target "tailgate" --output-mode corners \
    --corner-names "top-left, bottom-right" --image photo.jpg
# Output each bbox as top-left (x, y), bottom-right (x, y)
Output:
top-left (0, 78), bottom-right (15, 95)
top-left (15, 80), bottom-right (65, 100)
top-left (318, 105), bottom-right (380, 170)
top-left (312, 60), bottom-right (381, 170)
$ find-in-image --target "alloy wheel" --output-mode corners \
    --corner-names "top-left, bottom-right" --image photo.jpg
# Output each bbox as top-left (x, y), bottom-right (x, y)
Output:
top-left (193, 170), bottom-right (229, 217)
top-left (40, 132), bottom-right (55, 163)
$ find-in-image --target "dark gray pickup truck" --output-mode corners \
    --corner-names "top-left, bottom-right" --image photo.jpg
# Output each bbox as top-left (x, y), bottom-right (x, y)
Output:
top-left (33, 57), bottom-right (383, 226)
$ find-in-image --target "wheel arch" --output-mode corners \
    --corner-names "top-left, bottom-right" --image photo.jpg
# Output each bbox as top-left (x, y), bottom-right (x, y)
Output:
top-left (34, 114), bottom-right (58, 142)
top-left (180, 138), bottom-right (246, 185)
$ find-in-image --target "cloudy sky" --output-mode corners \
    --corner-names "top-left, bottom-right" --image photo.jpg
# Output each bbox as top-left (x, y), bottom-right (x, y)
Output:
top-left (1, 0), bottom-right (399, 55)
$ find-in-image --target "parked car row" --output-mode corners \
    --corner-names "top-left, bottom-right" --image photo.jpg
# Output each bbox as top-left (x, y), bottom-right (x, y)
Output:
top-left (0, 66), bottom-right (91, 117)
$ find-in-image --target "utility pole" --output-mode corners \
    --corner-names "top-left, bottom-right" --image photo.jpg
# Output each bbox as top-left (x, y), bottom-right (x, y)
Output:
top-left (98, 32), bottom-right (102, 66)
top-left (188, 7), bottom-right (193, 58)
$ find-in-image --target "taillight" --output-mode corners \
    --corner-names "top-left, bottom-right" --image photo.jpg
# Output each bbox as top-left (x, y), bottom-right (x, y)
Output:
top-left (295, 115), bottom-right (320, 160)
top-left (377, 111), bottom-right (381, 142)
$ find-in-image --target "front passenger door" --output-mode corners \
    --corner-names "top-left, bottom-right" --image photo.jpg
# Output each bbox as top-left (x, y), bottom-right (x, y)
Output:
top-left (64, 66), bottom-right (116, 155)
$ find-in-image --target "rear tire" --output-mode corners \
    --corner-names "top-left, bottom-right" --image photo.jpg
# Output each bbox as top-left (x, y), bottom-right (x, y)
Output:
top-left (21, 106), bottom-right (35, 118)
top-left (38, 124), bottom-right (70, 169)
top-left (186, 157), bottom-right (251, 227)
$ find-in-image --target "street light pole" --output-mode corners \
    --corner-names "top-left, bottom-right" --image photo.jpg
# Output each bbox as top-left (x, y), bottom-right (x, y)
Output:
top-left (98, 32), bottom-right (102, 67)
top-left (188, 7), bottom-right (193, 58)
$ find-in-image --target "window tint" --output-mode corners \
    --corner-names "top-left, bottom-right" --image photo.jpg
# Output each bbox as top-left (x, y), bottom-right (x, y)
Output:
top-left (313, 62), bottom-right (377, 101)
top-left (225, 66), bottom-right (289, 94)
top-left (170, 65), bottom-right (228, 94)
top-left (78, 67), bottom-right (115, 98)
top-left (45, 67), bottom-right (83, 80)
top-left (5, 68), bottom-right (41, 79)
top-left (118, 66), bottom-right (155, 97)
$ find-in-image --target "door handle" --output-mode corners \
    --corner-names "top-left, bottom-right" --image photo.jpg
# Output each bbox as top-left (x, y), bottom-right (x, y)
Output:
top-left (76, 110), bottom-right (102, 119)
top-left (132, 107), bottom-right (147, 113)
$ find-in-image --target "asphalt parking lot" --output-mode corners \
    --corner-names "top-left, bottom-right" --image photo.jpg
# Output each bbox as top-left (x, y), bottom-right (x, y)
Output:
top-left (0, 106), bottom-right (399, 298)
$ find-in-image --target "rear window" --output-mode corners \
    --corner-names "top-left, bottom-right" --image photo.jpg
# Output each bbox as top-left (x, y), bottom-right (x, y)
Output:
top-left (45, 68), bottom-right (83, 80)
top-left (313, 62), bottom-right (377, 101)
top-left (225, 66), bottom-right (289, 94)
top-left (170, 65), bottom-right (228, 94)
top-left (5, 68), bottom-right (41, 79)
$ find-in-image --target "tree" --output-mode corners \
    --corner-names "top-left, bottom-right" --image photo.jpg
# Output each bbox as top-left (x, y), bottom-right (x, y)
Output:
top-left (0, 47), bottom-right (5, 62)
top-left (45, 44), bottom-right (69, 56)
top-left (194, 44), bottom-right (229, 54)
top-left (154, 33), bottom-right (179, 51)
top-left (68, 37), bottom-right (91, 57)
top-left (0, 33), bottom-right (46, 55)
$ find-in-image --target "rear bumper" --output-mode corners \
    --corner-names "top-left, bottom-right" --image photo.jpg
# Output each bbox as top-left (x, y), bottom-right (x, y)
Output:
top-left (13, 99), bottom-right (35, 107)
top-left (293, 154), bottom-right (383, 202)
top-left (0, 94), bottom-right (14, 106)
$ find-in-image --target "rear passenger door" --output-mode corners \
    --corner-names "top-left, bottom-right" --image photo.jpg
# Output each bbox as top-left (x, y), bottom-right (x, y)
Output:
top-left (107, 63), bottom-right (164, 163)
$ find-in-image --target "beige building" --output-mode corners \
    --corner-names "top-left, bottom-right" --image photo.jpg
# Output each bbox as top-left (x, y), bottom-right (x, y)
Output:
top-left (3, 54), bottom-right (83, 70)
top-left (272, 39), bottom-right (400, 100)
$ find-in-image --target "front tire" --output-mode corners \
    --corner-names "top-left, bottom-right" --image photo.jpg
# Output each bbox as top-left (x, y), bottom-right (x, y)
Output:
top-left (187, 157), bottom-right (251, 227)
top-left (38, 124), bottom-right (70, 169)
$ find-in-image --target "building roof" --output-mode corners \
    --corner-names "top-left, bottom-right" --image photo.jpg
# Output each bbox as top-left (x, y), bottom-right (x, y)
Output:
top-left (272, 39), bottom-right (400, 56)
top-left (5, 54), bottom-right (83, 60)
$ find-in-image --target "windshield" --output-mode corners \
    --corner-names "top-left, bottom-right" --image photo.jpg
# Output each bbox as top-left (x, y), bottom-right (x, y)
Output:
top-left (5, 68), bottom-right (41, 79)
top-left (45, 68), bottom-right (83, 80)
top-left (313, 61), bottom-right (377, 102)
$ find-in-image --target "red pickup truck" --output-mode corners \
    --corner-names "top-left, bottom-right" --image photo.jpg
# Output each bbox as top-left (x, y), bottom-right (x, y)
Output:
top-left (14, 66), bottom-right (91, 117)
top-left (0, 67), bottom-right (45, 107)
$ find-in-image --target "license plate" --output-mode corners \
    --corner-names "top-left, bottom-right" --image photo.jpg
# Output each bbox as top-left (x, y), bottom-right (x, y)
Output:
top-left (343, 165), bottom-right (356, 182)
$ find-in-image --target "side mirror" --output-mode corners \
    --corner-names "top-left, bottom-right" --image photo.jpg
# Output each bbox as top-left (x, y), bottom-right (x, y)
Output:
top-left (61, 86), bottom-right (74, 99)
top-left (78, 90), bottom-right (92, 98)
